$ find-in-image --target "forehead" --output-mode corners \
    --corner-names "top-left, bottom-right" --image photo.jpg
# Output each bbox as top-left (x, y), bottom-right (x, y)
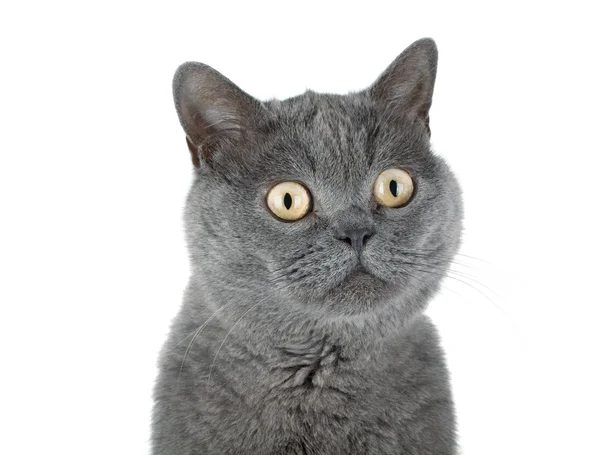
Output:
top-left (268, 92), bottom-right (372, 169)
top-left (255, 93), bottom-right (428, 206)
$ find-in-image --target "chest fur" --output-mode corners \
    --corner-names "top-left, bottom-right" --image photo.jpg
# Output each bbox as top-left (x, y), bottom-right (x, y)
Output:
top-left (158, 318), bottom-right (455, 454)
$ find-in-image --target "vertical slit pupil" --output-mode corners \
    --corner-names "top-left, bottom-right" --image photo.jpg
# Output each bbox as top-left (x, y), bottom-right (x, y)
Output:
top-left (389, 180), bottom-right (399, 197)
top-left (284, 193), bottom-right (293, 210)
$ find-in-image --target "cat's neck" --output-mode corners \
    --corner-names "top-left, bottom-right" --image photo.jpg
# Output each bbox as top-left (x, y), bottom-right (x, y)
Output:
top-left (197, 304), bottom-right (424, 406)
top-left (182, 276), bottom-right (423, 392)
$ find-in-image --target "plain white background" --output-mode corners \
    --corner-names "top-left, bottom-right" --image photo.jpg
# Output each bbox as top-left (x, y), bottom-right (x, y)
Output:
top-left (1, 1), bottom-right (599, 454)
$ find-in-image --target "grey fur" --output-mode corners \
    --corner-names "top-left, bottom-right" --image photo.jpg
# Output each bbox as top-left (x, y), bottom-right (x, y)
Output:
top-left (152, 38), bottom-right (463, 454)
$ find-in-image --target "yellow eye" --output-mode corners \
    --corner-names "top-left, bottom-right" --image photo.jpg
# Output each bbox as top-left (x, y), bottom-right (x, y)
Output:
top-left (374, 169), bottom-right (414, 207)
top-left (266, 181), bottom-right (312, 221)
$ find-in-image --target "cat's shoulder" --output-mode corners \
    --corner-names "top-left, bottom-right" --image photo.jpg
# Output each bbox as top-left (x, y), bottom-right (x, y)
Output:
top-left (388, 314), bottom-right (449, 375)
top-left (405, 314), bottom-right (442, 347)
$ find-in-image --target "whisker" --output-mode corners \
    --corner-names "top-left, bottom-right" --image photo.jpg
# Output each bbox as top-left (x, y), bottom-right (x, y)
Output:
top-left (407, 248), bottom-right (492, 266)
top-left (394, 246), bottom-right (487, 264)
top-left (445, 268), bottom-right (504, 301)
top-left (396, 250), bottom-right (478, 270)
top-left (178, 303), bottom-right (232, 381)
top-left (398, 268), bottom-right (476, 306)
top-left (391, 254), bottom-right (505, 302)
top-left (399, 262), bottom-right (514, 326)
top-left (206, 301), bottom-right (262, 392)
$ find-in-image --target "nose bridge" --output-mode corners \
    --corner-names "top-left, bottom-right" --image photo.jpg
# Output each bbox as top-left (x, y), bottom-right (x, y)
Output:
top-left (331, 205), bottom-right (375, 252)
top-left (331, 204), bottom-right (374, 232)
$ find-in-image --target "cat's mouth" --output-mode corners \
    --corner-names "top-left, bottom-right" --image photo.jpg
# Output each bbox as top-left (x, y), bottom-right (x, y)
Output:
top-left (343, 255), bottom-right (394, 289)
top-left (343, 261), bottom-right (380, 284)
top-left (318, 259), bottom-right (392, 310)
top-left (350, 263), bottom-right (372, 277)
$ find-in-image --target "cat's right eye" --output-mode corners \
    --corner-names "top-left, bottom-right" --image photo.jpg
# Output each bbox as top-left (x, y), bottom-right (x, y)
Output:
top-left (266, 182), bottom-right (312, 221)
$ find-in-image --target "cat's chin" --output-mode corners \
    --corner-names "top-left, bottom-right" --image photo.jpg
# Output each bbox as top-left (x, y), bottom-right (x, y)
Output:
top-left (345, 265), bottom-right (376, 283)
top-left (315, 264), bottom-right (396, 314)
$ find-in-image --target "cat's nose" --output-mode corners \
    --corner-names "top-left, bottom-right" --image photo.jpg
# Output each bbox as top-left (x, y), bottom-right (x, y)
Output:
top-left (335, 227), bottom-right (374, 252)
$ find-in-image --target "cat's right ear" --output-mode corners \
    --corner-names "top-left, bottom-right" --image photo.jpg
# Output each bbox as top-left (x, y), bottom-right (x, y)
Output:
top-left (173, 62), bottom-right (265, 167)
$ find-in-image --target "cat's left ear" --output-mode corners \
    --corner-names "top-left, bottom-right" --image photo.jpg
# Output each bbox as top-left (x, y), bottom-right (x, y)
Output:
top-left (369, 38), bottom-right (438, 135)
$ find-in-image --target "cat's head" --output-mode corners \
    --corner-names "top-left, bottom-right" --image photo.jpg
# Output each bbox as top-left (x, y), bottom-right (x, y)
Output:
top-left (174, 38), bottom-right (462, 322)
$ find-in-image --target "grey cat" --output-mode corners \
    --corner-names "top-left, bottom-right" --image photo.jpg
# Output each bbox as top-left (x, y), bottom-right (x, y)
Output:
top-left (152, 38), bottom-right (463, 454)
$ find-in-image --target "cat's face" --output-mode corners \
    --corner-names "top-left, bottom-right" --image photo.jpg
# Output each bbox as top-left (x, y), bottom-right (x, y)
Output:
top-left (176, 39), bottom-right (462, 320)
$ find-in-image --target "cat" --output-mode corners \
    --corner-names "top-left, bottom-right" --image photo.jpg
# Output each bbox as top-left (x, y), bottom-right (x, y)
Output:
top-left (152, 38), bottom-right (463, 454)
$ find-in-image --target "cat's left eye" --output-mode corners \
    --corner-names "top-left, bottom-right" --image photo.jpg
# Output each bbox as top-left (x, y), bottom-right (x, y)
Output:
top-left (266, 182), bottom-right (312, 221)
top-left (373, 168), bottom-right (414, 208)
